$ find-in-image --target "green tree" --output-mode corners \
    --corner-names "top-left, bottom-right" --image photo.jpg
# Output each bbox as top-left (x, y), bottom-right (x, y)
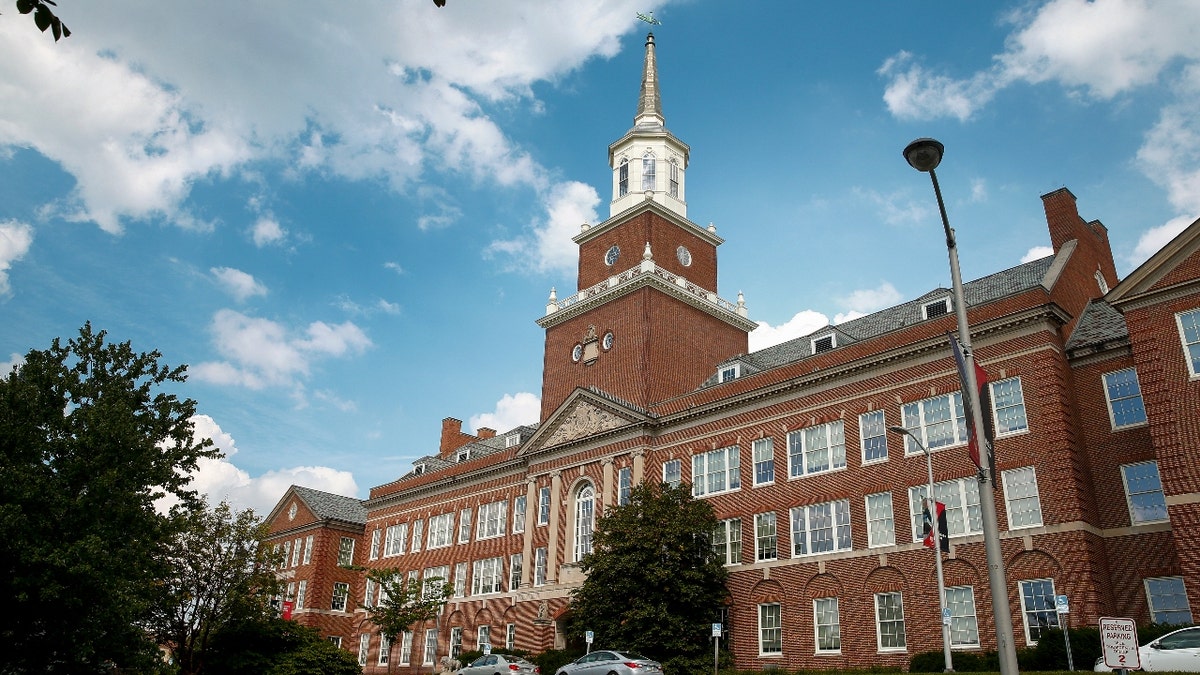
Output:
top-left (149, 501), bottom-right (284, 675)
top-left (567, 483), bottom-right (729, 670)
top-left (364, 571), bottom-right (453, 674)
top-left (7, 0), bottom-right (70, 40)
top-left (0, 323), bottom-right (218, 673)
top-left (207, 618), bottom-right (362, 675)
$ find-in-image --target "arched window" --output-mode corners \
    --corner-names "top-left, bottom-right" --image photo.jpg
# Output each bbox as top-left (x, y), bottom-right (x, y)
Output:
top-left (642, 152), bottom-right (656, 191)
top-left (618, 159), bottom-right (629, 197)
top-left (573, 483), bottom-right (595, 561)
top-left (1095, 270), bottom-right (1109, 294)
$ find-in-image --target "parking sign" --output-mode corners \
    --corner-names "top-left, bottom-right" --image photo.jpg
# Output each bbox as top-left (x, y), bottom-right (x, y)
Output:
top-left (1100, 617), bottom-right (1140, 670)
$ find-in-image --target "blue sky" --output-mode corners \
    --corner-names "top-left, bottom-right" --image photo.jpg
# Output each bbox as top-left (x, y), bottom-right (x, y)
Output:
top-left (3, 0), bottom-right (1199, 516)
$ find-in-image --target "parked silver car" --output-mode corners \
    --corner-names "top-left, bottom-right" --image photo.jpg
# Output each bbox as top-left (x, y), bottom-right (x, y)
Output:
top-left (554, 650), bottom-right (662, 675)
top-left (1094, 626), bottom-right (1200, 671)
top-left (459, 654), bottom-right (540, 675)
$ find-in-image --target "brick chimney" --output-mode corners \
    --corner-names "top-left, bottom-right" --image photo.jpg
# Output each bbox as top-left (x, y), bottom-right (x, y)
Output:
top-left (477, 427), bottom-right (497, 440)
top-left (1042, 187), bottom-right (1118, 288)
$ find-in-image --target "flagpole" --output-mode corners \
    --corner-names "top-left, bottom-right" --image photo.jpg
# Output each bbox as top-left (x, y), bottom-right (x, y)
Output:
top-left (890, 426), bottom-right (953, 672)
top-left (903, 138), bottom-right (1019, 675)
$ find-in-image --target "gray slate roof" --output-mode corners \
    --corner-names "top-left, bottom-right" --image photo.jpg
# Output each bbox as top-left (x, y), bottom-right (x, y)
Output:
top-left (293, 485), bottom-right (366, 525)
top-left (401, 423), bottom-right (541, 479)
top-left (704, 255), bottom-right (1057, 385)
top-left (1065, 299), bottom-right (1129, 351)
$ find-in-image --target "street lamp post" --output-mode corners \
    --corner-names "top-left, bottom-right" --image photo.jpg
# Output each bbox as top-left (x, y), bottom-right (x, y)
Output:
top-left (903, 138), bottom-right (1019, 675)
top-left (890, 425), bottom-right (953, 673)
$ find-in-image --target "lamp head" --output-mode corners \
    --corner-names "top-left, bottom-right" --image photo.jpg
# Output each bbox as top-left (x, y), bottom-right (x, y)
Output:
top-left (903, 138), bottom-right (944, 173)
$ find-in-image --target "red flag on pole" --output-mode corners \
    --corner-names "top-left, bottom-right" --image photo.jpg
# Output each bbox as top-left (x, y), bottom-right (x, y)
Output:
top-left (948, 333), bottom-right (994, 472)
top-left (922, 500), bottom-right (949, 552)
top-left (281, 600), bottom-right (294, 620)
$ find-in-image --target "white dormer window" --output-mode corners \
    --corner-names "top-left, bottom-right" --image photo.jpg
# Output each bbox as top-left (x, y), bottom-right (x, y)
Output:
top-left (618, 159), bottom-right (629, 197)
top-left (413, 464), bottom-right (425, 476)
top-left (456, 448), bottom-right (470, 462)
top-left (719, 363), bottom-right (740, 383)
top-left (642, 152), bottom-right (656, 191)
top-left (811, 334), bottom-right (836, 354)
top-left (922, 297), bottom-right (951, 320)
top-left (505, 433), bottom-right (520, 448)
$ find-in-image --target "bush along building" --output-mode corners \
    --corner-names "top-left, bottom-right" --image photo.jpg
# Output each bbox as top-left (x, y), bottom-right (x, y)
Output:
top-left (264, 32), bottom-right (1200, 672)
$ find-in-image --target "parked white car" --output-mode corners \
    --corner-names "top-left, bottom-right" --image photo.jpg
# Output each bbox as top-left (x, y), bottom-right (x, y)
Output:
top-left (1095, 626), bottom-right (1200, 671)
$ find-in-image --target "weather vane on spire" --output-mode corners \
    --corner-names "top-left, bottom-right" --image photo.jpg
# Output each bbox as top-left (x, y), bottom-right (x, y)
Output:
top-left (636, 11), bottom-right (662, 26)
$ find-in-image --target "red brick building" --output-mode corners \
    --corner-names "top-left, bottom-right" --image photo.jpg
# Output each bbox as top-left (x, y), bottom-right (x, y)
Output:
top-left (265, 33), bottom-right (1200, 672)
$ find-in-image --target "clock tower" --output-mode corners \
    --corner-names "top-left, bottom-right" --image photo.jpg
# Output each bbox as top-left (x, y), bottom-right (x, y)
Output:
top-left (536, 33), bottom-right (754, 421)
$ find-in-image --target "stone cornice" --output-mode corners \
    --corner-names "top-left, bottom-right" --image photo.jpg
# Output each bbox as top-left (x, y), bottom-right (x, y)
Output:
top-left (1109, 279), bottom-right (1200, 313)
top-left (573, 199), bottom-right (720, 247)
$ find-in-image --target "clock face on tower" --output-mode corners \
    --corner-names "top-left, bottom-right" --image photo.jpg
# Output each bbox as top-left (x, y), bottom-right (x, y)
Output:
top-left (605, 245), bottom-right (620, 266)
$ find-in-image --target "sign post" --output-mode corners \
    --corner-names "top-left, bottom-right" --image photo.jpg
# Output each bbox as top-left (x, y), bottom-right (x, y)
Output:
top-left (585, 630), bottom-right (594, 655)
top-left (1056, 595), bottom-right (1074, 671)
top-left (1100, 617), bottom-right (1140, 673)
top-left (712, 623), bottom-right (722, 675)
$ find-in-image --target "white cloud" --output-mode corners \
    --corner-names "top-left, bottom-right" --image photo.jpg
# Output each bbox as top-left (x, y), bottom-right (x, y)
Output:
top-left (486, 180), bottom-right (602, 273)
top-left (1, 352), bottom-right (24, 377)
top-left (839, 282), bottom-right (903, 315)
top-left (192, 309), bottom-right (371, 390)
top-left (251, 216), bottom-right (286, 247)
top-left (377, 299), bottom-right (401, 315)
top-left (749, 310), bottom-right (830, 352)
top-left (1021, 245), bottom-right (1055, 263)
top-left (878, 51), bottom-right (999, 122)
top-left (1129, 214), bottom-right (1194, 268)
top-left (0, 220), bottom-right (34, 296)
top-left (384, 261), bottom-right (405, 275)
top-left (336, 295), bottom-right (402, 317)
top-left (0, 0), bottom-right (654, 236)
top-left (851, 187), bottom-right (934, 227)
top-left (159, 414), bottom-right (359, 516)
top-left (210, 266), bottom-right (267, 302)
top-left (469, 392), bottom-right (541, 434)
top-left (1137, 105), bottom-right (1200, 217)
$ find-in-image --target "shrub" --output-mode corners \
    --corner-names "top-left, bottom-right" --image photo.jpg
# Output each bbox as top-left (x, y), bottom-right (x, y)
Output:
top-left (531, 648), bottom-right (585, 675)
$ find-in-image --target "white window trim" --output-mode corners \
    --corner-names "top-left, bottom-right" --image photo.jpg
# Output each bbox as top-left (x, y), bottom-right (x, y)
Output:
top-left (1001, 466), bottom-right (1044, 530)
top-left (1176, 308), bottom-right (1200, 379)
top-left (758, 603), bottom-right (782, 656)
top-left (379, 634), bottom-right (392, 665)
top-left (754, 511), bottom-right (777, 562)
top-left (1018, 578), bottom-right (1059, 645)
top-left (572, 484), bottom-right (595, 562)
top-left (909, 478), bottom-right (983, 541)
top-left (922, 297), bottom-right (951, 320)
top-left (752, 437), bottom-right (775, 486)
top-left (1121, 461), bottom-right (1170, 525)
top-left (399, 631), bottom-right (413, 665)
top-left (990, 376), bottom-right (1030, 438)
top-left (1102, 368), bottom-right (1148, 430)
top-left (813, 597), bottom-right (841, 653)
top-left (786, 420), bottom-right (847, 479)
top-left (537, 486), bottom-right (551, 526)
top-left (719, 363), bottom-right (741, 383)
top-left (423, 628), bottom-right (438, 665)
top-left (865, 492), bottom-right (895, 549)
top-left (713, 518), bottom-right (741, 566)
top-left (662, 459), bottom-right (682, 488)
top-left (859, 410), bottom-right (889, 465)
top-left (946, 585), bottom-right (981, 648)
top-left (302, 535), bottom-right (313, 564)
top-left (811, 333), bottom-right (837, 353)
top-left (692, 446), bottom-right (740, 498)
top-left (513, 496), bottom-right (527, 533)
top-left (426, 513), bottom-right (454, 549)
top-left (874, 591), bottom-right (907, 652)
top-left (902, 393), bottom-right (967, 455)
top-left (337, 537), bottom-right (356, 566)
top-left (790, 499), bottom-right (852, 557)
top-left (331, 582), bottom-right (349, 612)
top-left (476, 500), bottom-right (508, 540)
top-left (1145, 576), bottom-right (1194, 625)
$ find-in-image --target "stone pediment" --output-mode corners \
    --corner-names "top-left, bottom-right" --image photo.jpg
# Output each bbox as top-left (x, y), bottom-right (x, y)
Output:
top-left (1108, 216), bottom-right (1200, 308)
top-left (519, 388), bottom-right (651, 455)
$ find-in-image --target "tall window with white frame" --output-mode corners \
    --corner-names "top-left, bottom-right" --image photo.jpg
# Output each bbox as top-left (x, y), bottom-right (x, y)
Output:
top-left (1177, 308), bottom-right (1200, 376)
top-left (423, 628), bottom-right (438, 666)
top-left (291, 538), bottom-right (302, 567)
top-left (618, 466), bottom-right (632, 506)
top-left (472, 557), bottom-right (503, 595)
top-left (668, 158), bottom-right (679, 198)
top-left (478, 625), bottom-right (491, 650)
top-left (384, 522), bottom-right (407, 557)
top-left (875, 592), bottom-right (907, 651)
top-left (379, 634), bottom-right (391, 666)
top-left (513, 495), bottom-right (527, 533)
top-left (458, 508), bottom-right (472, 543)
top-left (618, 159), bottom-right (628, 197)
top-left (860, 410), bottom-right (888, 464)
top-left (399, 631), bottom-right (413, 665)
top-left (331, 582), bottom-right (349, 612)
top-left (791, 499), bottom-right (851, 556)
top-left (411, 520), bottom-right (423, 553)
top-left (1145, 576), bottom-right (1193, 624)
top-left (358, 633), bottom-right (370, 666)
top-left (787, 421), bottom-right (846, 477)
top-left (1122, 461), bottom-right (1169, 524)
top-left (755, 512), bottom-right (777, 561)
top-left (909, 478), bottom-right (983, 540)
top-left (990, 377), bottom-right (1029, 436)
top-left (758, 603), bottom-right (782, 655)
top-left (538, 486), bottom-right (551, 525)
top-left (449, 627), bottom-right (463, 659)
top-left (1019, 579), bottom-right (1059, 644)
top-left (1001, 466), bottom-right (1044, 529)
top-left (692, 446), bottom-right (740, 497)
top-left (866, 492), bottom-right (895, 548)
top-left (427, 513), bottom-right (453, 549)
top-left (574, 483), bottom-right (595, 562)
top-left (712, 518), bottom-right (741, 565)
top-left (296, 580), bottom-right (306, 610)
top-left (814, 597), bottom-right (841, 652)
top-left (642, 152), bottom-right (656, 191)
top-left (509, 553), bottom-right (522, 591)
top-left (302, 535), bottom-right (313, 564)
top-left (753, 437), bottom-right (775, 485)
top-left (663, 459), bottom-right (681, 488)
top-left (506, 623), bottom-right (516, 650)
top-left (534, 547), bottom-right (548, 586)
top-left (1103, 368), bottom-right (1148, 428)
top-left (946, 586), bottom-right (980, 647)
top-left (477, 500), bottom-right (508, 540)
top-left (453, 562), bottom-right (467, 598)
top-left (369, 529), bottom-right (380, 560)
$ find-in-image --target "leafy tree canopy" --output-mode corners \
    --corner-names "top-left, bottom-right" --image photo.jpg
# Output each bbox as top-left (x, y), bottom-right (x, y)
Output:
top-left (567, 482), bottom-right (729, 664)
top-left (0, 323), bottom-right (218, 673)
top-left (8, 0), bottom-right (70, 40)
top-left (363, 570), bottom-right (453, 673)
top-left (208, 618), bottom-right (361, 675)
top-left (149, 501), bottom-right (284, 675)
